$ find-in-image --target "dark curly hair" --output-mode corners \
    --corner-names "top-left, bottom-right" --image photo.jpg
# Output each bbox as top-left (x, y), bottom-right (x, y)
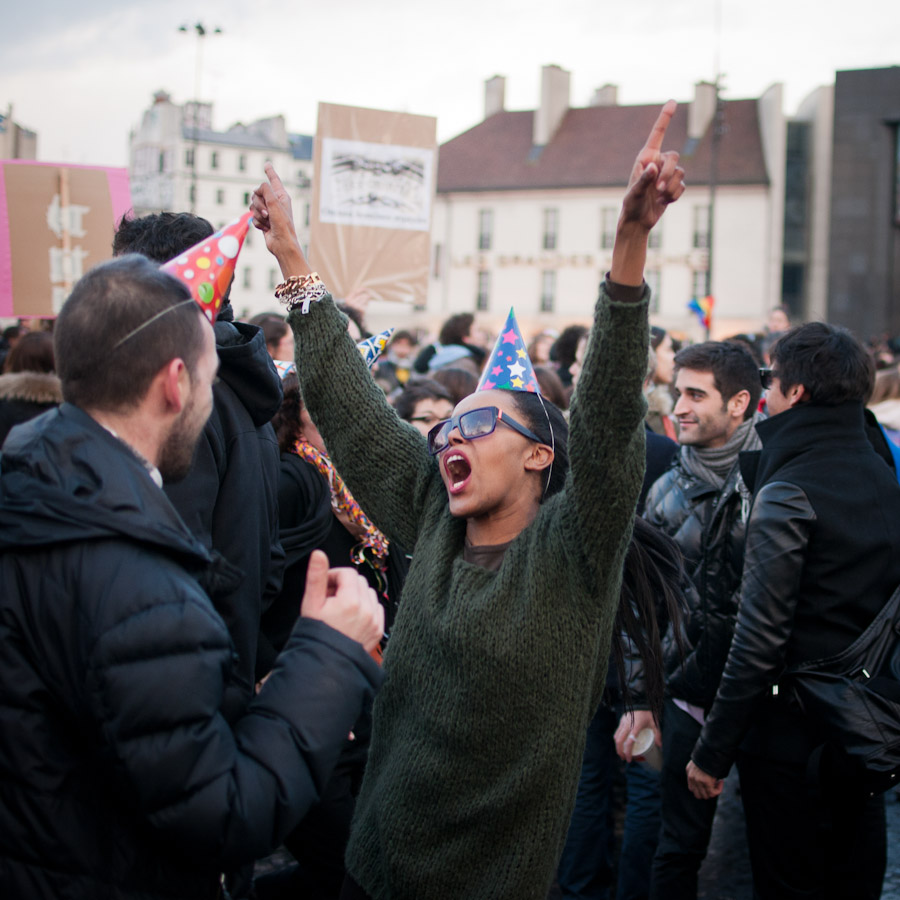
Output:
top-left (271, 371), bottom-right (304, 453)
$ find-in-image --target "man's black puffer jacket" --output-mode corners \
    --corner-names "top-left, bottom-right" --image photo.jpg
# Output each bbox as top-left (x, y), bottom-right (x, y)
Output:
top-left (644, 457), bottom-right (751, 708)
top-left (0, 404), bottom-right (382, 899)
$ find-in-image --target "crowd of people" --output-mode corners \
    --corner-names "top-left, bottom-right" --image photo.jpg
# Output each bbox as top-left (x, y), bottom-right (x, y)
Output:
top-left (1, 100), bottom-right (899, 900)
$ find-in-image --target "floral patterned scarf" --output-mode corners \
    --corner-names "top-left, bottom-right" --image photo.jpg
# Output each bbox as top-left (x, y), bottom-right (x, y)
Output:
top-left (291, 439), bottom-right (390, 569)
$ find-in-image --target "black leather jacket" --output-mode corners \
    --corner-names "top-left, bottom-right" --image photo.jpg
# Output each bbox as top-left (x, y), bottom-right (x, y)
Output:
top-left (692, 402), bottom-right (900, 777)
top-left (643, 452), bottom-right (752, 709)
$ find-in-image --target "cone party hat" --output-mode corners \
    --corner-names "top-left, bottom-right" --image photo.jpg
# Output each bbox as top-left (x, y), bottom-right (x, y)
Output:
top-left (358, 327), bottom-right (394, 370)
top-left (161, 212), bottom-right (253, 323)
top-left (476, 308), bottom-right (541, 394)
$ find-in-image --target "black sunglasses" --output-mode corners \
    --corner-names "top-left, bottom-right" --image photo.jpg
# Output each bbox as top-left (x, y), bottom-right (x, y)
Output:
top-left (427, 406), bottom-right (544, 455)
top-left (759, 367), bottom-right (775, 390)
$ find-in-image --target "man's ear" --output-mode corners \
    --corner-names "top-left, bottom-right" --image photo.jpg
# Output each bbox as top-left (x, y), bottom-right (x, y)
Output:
top-left (728, 389), bottom-right (752, 419)
top-left (524, 443), bottom-right (555, 474)
top-left (786, 382), bottom-right (809, 407)
top-left (159, 358), bottom-right (190, 414)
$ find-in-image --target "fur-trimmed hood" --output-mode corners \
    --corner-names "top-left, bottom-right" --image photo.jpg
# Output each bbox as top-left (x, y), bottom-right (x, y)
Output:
top-left (0, 371), bottom-right (63, 406)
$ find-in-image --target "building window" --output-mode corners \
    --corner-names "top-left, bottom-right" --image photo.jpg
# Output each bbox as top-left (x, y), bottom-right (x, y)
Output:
top-left (693, 205), bottom-right (711, 249)
top-left (210, 151), bottom-right (219, 170)
top-left (269, 268), bottom-right (278, 290)
top-left (244, 228), bottom-right (252, 247)
top-left (185, 148), bottom-right (194, 167)
top-left (238, 154), bottom-right (247, 172)
top-left (243, 191), bottom-right (251, 206)
top-left (243, 268), bottom-right (252, 289)
top-left (476, 270), bottom-right (490, 311)
top-left (649, 224), bottom-right (662, 250)
top-left (304, 203), bottom-right (310, 227)
top-left (692, 269), bottom-right (708, 300)
top-left (543, 208), bottom-right (558, 250)
top-left (646, 269), bottom-right (661, 314)
top-left (158, 152), bottom-right (165, 174)
top-left (216, 189), bottom-right (225, 205)
top-left (188, 184), bottom-right (196, 204)
top-left (433, 244), bottom-right (443, 279)
top-left (540, 271), bottom-right (556, 313)
top-left (601, 207), bottom-right (618, 249)
top-left (478, 209), bottom-right (493, 251)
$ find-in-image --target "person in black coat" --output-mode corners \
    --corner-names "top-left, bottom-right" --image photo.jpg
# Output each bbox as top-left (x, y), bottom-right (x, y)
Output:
top-left (687, 323), bottom-right (900, 900)
top-left (256, 370), bottom-right (408, 900)
top-left (114, 211), bottom-right (285, 721)
top-left (0, 256), bottom-right (383, 900)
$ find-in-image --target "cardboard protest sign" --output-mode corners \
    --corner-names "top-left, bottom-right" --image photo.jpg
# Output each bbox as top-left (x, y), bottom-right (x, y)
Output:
top-left (310, 103), bottom-right (437, 306)
top-left (0, 162), bottom-right (131, 317)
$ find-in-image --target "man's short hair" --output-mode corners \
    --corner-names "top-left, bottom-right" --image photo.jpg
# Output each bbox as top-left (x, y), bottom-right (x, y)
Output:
top-left (674, 341), bottom-right (762, 419)
top-left (55, 255), bottom-right (207, 412)
top-left (113, 212), bottom-right (215, 263)
top-left (771, 322), bottom-right (874, 406)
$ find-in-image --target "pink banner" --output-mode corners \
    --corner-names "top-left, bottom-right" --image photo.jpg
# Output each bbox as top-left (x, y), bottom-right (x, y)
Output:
top-left (0, 161), bottom-right (132, 318)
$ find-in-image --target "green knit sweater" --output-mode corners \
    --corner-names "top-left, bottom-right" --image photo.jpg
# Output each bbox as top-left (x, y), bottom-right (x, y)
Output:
top-left (289, 279), bottom-right (648, 900)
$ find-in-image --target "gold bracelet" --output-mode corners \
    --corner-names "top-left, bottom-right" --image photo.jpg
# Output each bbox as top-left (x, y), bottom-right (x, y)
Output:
top-left (275, 272), bottom-right (328, 314)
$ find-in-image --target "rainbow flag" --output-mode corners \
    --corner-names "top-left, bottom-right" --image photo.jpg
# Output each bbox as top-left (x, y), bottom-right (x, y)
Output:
top-left (688, 295), bottom-right (714, 331)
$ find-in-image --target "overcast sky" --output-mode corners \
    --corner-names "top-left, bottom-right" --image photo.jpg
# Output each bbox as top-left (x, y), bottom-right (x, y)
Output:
top-left (2, 0), bottom-right (898, 168)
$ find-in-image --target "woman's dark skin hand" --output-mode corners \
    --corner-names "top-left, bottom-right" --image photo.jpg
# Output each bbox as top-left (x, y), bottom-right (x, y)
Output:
top-left (611, 100), bottom-right (686, 286)
top-left (250, 163), bottom-right (311, 279)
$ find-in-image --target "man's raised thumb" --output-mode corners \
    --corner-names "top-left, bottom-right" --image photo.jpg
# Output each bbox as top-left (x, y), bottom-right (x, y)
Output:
top-left (300, 549), bottom-right (330, 617)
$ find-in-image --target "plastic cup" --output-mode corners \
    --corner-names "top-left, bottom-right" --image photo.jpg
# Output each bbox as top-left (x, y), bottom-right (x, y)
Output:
top-left (632, 727), bottom-right (663, 771)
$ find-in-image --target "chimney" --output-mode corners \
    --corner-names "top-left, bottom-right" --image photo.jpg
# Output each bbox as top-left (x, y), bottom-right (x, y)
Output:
top-left (533, 64), bottom-right (570, 147)
top-left (590, 84), bottom-right (618, 107)
top-left (689, 81), bottom-right (717, 140)
top-left (484, 75), bottom-right (506, 119)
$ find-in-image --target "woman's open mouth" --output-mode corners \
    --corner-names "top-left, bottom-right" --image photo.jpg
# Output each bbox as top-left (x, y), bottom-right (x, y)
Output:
top-left (443, 452), bottom-right (472, 494)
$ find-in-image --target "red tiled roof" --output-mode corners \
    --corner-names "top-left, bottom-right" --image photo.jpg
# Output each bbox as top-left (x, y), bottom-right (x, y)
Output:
top-left (437, 99), bottom-right (769, 192)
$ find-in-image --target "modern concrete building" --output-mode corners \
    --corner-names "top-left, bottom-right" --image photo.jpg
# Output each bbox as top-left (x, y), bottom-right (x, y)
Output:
top-left (127, 91), bottom-right (313, 319)
top-left (826, 67), bottom-right (900, 339)
top-left (426, 66), bottom-right (787, 340)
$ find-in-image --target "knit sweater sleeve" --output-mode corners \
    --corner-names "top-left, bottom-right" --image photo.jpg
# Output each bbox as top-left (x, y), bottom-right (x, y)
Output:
top-left (564, 278), bottom-right (649, 581)
top-left (288, 296), bottom-right (437, 551)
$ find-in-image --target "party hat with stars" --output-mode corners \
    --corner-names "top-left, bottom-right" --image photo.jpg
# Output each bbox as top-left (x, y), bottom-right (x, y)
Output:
top-left (476, 308), bottom-right (541, 394)
top-left (357, 327), bottom-right (394, 370)
top-left (161, 212), bottom-right (252, 323)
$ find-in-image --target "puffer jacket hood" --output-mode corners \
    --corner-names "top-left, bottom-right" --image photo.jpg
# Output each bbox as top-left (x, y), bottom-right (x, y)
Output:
top-left (0, 403), bottom-right (210, 566)
top-left (214, 319), bottom-right (283, 428)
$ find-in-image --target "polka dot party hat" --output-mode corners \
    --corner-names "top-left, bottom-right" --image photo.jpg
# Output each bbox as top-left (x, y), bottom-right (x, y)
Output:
top-left (161, 212), bottom-right (252, 322)
top-left (476, 307), bottom-right (541, 394)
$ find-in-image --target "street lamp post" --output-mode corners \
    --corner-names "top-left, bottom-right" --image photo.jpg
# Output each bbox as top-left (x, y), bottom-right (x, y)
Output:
top-left (178, 22), bottom-right (222, 214)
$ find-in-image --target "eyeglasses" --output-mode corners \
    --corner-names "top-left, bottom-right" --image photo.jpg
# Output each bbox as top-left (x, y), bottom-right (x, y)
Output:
top-left (759, 367), bottom-right (776, 390)
top-left (426, 406), bottom-right (544, 455)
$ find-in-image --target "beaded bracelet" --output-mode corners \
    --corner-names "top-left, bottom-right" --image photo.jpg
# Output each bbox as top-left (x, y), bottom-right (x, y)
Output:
top-left (275, 272), bottom-right (328, 314)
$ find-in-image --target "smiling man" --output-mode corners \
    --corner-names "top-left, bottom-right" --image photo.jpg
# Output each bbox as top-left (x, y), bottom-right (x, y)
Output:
top-left (627, 340), bottom-right (762, 900)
